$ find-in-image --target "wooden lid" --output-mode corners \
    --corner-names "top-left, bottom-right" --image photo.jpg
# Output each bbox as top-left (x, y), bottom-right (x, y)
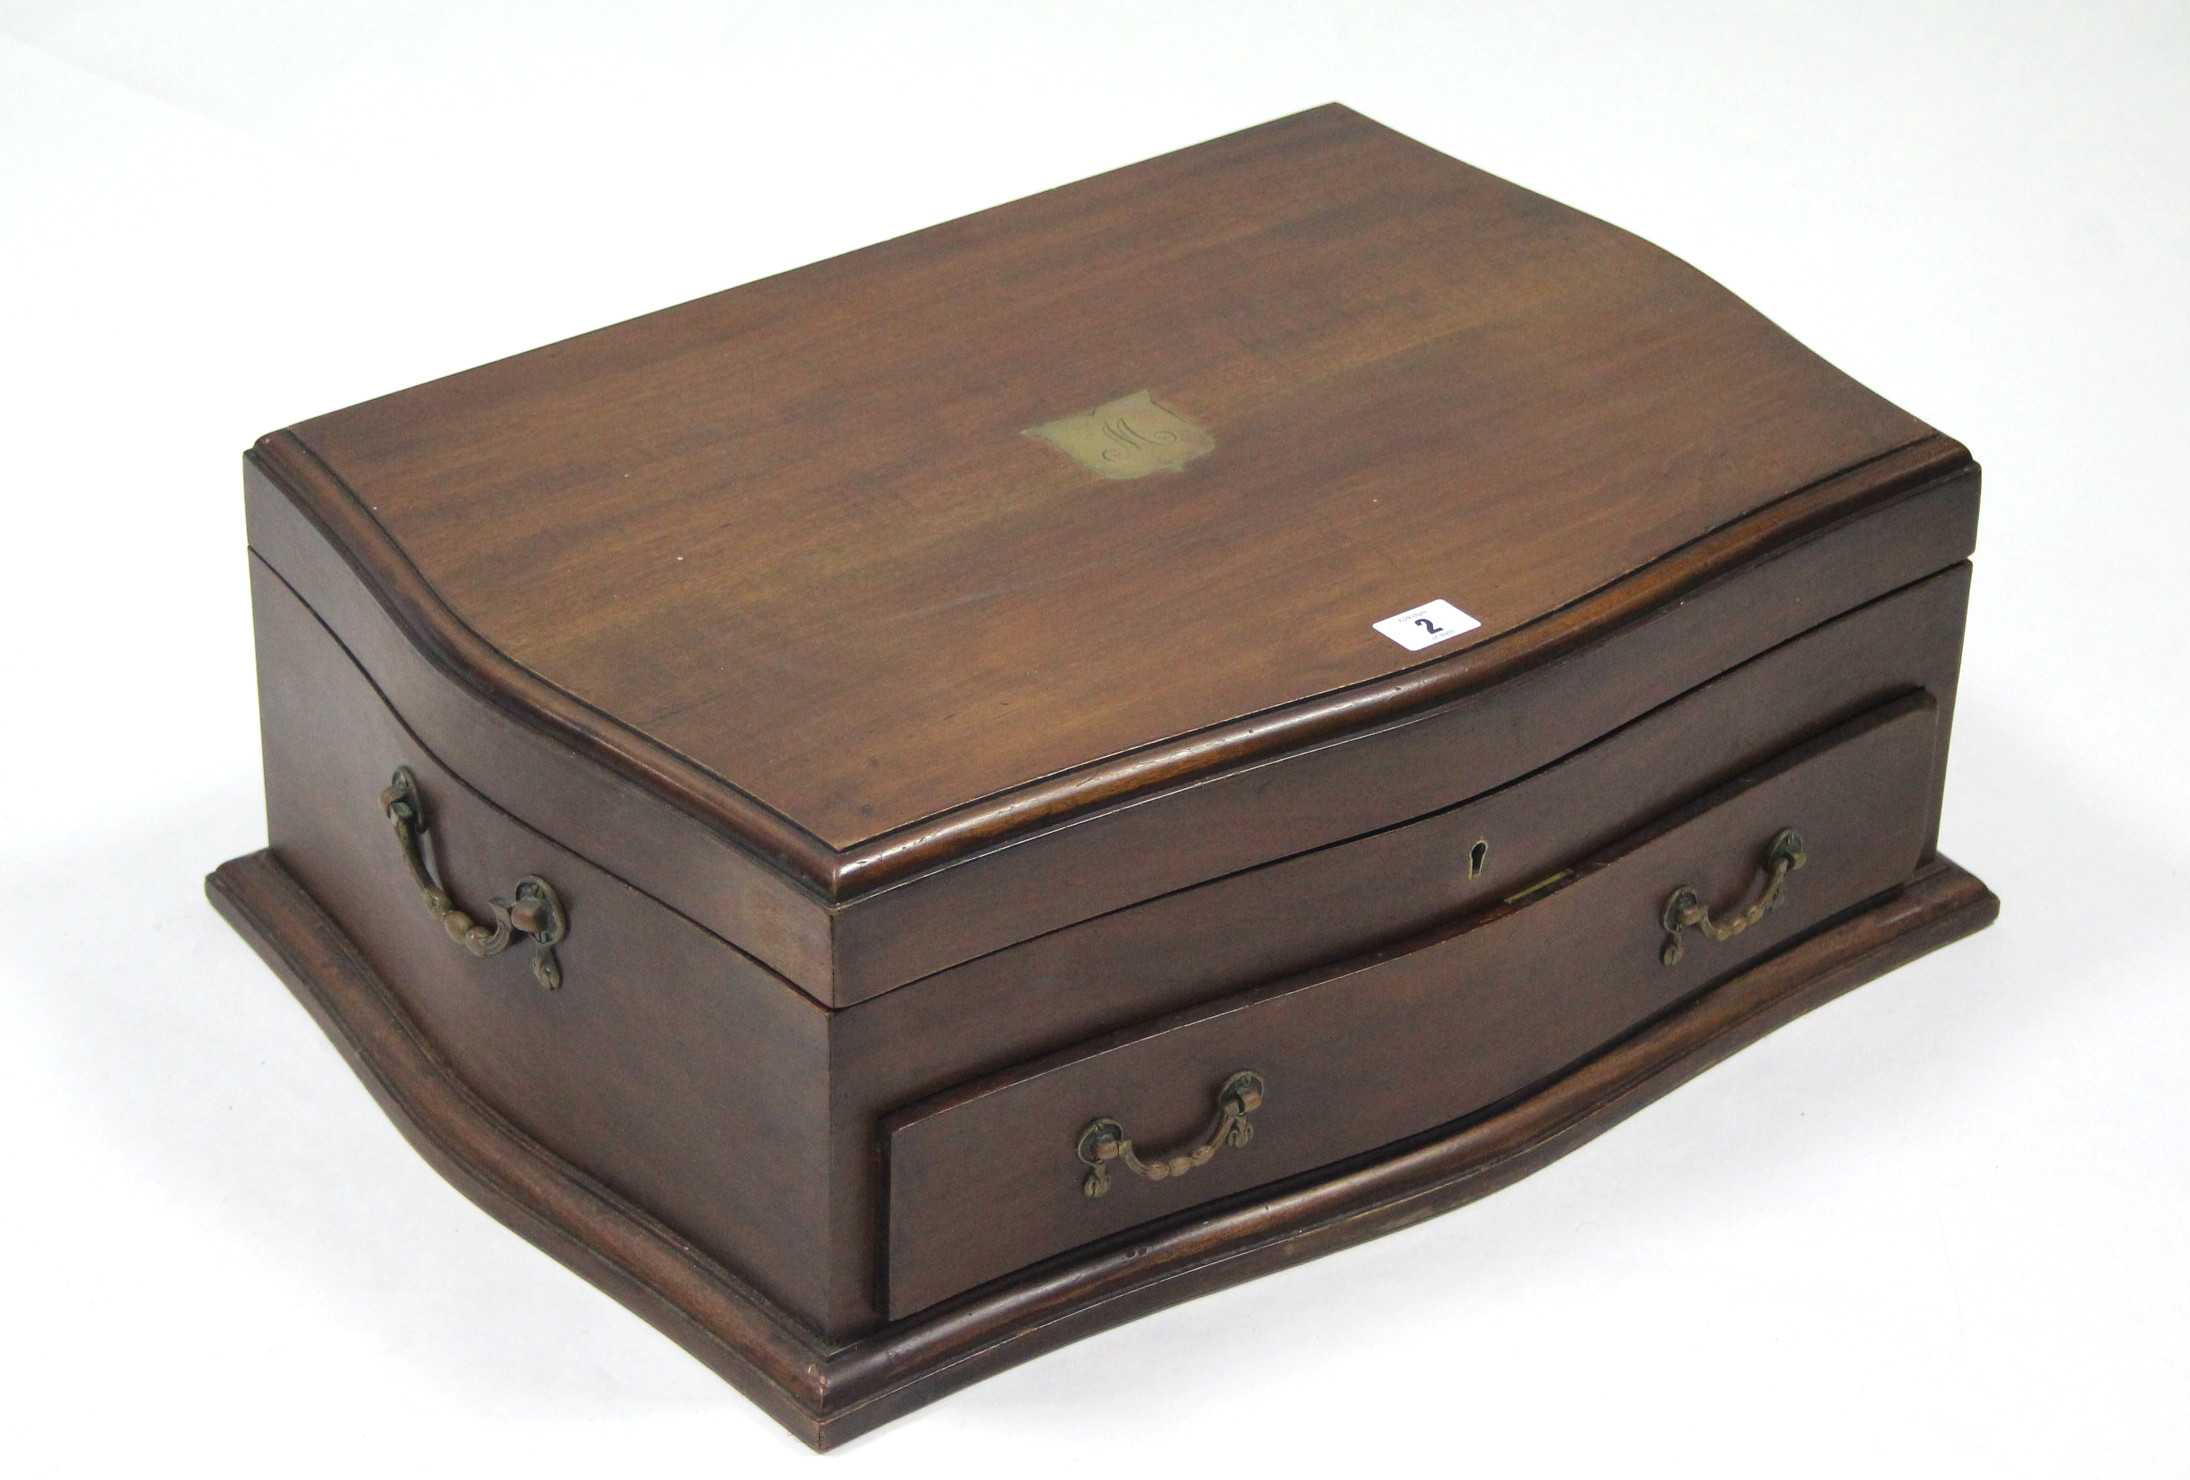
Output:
top-left (269, 104), bottom-right (1931, 902)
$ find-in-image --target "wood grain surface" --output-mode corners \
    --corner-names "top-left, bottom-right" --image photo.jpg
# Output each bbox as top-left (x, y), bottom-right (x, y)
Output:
top-left (214, 95), bottom-right (1999, 1445)
top-left (259, 104), bottom-right (1951, 919)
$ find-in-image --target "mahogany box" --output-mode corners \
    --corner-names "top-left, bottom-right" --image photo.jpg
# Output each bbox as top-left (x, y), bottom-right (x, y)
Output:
top-left (209, 104), bottom-right (1997, 1446)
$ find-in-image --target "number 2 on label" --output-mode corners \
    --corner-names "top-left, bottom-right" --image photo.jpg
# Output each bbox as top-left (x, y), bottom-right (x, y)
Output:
top-left (1372, 598), bottom-right (1481, 652)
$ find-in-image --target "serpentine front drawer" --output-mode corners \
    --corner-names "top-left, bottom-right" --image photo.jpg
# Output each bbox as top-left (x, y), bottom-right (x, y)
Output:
top-left (881, 689), bottom-right (1940, 1318)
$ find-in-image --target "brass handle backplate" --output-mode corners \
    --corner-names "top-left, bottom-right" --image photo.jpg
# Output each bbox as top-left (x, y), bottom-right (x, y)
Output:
top-left (1660, 827), bottom-right (1807, 966)
top-left (1077, 1071), bottom-right (1265, 1199)
top-left (381, 767), bottom-right (568, 990)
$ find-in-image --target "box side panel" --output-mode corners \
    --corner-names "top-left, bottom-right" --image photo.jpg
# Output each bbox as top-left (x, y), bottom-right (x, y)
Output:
top-left (250, 554), bottom-right (837, 1332)
top-left (245, 457), bottom-right (838, 999)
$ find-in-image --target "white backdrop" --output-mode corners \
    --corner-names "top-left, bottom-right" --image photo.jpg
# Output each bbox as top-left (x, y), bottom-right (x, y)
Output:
top-left (1, 3), bottom-right (2184, 1475)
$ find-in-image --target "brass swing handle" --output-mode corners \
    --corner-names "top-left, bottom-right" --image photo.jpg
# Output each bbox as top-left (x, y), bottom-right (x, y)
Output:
top-left (1077, 1071), bottom-right (1266, 1199)
top-left (381, 767), bottom-right (568, 990)
top-left (1660, 827), bottom-right (1807, 966)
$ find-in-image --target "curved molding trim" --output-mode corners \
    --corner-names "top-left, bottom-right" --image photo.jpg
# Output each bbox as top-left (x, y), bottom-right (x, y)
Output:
top-left (208, 847), bottom-right (1995, 1450)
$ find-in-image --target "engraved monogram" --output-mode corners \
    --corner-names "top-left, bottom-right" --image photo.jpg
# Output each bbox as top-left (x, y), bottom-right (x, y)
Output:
top-left (1024, 390), bottom-right (1216, 479)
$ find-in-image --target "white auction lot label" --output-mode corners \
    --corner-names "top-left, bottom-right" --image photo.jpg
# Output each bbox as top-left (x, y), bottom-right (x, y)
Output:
top-left (1372, 598), bottom-right (1481, 651)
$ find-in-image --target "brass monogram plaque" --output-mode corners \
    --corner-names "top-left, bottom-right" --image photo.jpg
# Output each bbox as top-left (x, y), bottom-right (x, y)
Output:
top-left (1025, 390), bottom-right (1215, 480)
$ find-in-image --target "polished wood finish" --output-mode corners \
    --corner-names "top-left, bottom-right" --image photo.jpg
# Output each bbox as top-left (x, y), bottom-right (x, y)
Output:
top-left (207, 847), bottom-right (1995, 1450)
top-left (216, 102), bottom-right (1997, 1440)
top-left (285, 102), bottom-right (1928, 851)
top-left (242, 101), bottom-right (1977, 1004)
top-left (884, 691), bottom-right (1939, 1316)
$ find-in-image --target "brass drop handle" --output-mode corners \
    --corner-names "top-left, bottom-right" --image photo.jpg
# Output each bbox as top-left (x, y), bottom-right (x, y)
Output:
top-left (1077, 1071), bottom-right (1265, 1199)
top-left (381, 767), bottom-right (568, 990)
top-left (1660, 827), bottom-right (1807, 966)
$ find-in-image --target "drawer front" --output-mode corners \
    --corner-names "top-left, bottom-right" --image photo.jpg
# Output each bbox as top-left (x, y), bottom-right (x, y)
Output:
top-left (883, 690), bottom-right (1939, 1317)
